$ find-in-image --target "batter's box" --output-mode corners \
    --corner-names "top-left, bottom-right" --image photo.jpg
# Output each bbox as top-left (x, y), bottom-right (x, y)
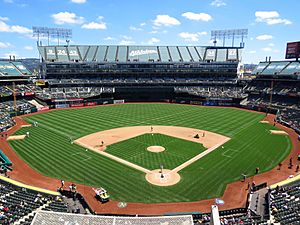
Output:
top-left (222, 148), bottom-right (239, 158)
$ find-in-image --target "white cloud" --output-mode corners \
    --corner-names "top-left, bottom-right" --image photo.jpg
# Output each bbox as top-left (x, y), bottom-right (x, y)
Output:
top-left (140, 22), bottom-right (146, 27)
top-left (153, 15), bottom-right (181, 27)
top-left (268, 43), bottom-right (274, 47)
top-left (81, 16), bottom-right (106, 30)
top-left (119, 40), bottom-right (135, 45)
top-left (2, 51), bottom-right (18, 59)
top-left (149, 30), bottom-right (157, 34)
top-left (70, 0), bottom-right (86, 3)
top-left (0, 21), bottom-right (9, 31)
top-left (3, 0), bottom-right (13, 3)
top-left (211, 0), bottom-right (226, 7)
top-left (0, 42), bottom-right (11, 48)
top-left (261, 47), bottom-right (272, 52)
top-left (51, 12), bottom-right (84, 25)
top-left (179, 31), bottom-right (208, 42)
top-left (81, 21), bottom-right (106, 30)
top-left (104, 36), bottom-right (115, 40)
top-left (11, 25), bottom-right (32, 33)
top-left (0, 16), bottom-right (9, 21)
top-left (119, 35), bottom-right (135, 45)
top-left (182, 12), bottom-right (212, 22)
top-left (255, 11), bottom-right (292, 25)
top-left (261, 47), bottom-right (279, 53)
top-left (0, 21), bottom-right (31, 33)
top-left (248, 50), bottom-right (257, 54)
top-left (129, 26), bottom-right (142, 31)
top-left (266, 18), bottom-right (292, 25)
top-left (24, 46), bottom-right (33, 50)
top-left (147, 37), bottom-right (160, 44)
top-left (256, 34), bottom-right (273, 41)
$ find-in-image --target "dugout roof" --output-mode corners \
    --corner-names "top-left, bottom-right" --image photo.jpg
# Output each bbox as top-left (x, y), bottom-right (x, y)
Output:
top-left (38, 45), bottom-right (242, 63)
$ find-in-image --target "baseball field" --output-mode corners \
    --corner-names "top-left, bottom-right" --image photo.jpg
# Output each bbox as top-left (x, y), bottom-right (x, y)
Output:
top-left (8, 104), bottom-right (291, 203)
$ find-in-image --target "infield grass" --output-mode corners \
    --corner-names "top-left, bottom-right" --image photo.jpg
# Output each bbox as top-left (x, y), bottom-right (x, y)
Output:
top-left (9, 104), bottom-right (292, 203)
top-left (105, 133), bottom-right (206, 170)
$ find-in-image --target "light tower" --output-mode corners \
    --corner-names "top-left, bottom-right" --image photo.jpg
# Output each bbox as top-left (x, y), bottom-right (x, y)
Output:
top-left (32, 26), bottom-right (72, 46)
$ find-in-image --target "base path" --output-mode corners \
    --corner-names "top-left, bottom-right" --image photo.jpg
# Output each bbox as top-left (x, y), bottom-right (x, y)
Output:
top-left (75, 125), bottom-right (228, 150)
top-left (172, 138), bottom-right (230, 173)
top-left (75, 125), bottom-right (230, 175)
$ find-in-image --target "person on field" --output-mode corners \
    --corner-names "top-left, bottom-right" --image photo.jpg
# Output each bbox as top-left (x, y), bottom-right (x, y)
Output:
top-left (289, 158), bottom-right (293, 168)
top-left (61, 180), bottom-right (65, 188)
top-left (255, 167), bottom-right (259, 174)
top-left (241, 173), bottom-right (246, 182)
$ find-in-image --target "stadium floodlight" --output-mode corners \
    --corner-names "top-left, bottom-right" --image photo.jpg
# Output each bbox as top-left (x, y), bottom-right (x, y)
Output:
top-left (211, 29), bottom-right (248, 47)
top-left (32, 26), bottom-right (72, 46)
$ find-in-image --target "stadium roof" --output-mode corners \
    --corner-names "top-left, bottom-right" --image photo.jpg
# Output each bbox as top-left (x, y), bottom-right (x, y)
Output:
top-left (0, 61), bottom-right (32, 77)
top-left (252, 61), bottom-right (300, 77)
top-left (38, 45), bottom-right (242, 63)
top-left (31, 211), bottom-right (194, 225)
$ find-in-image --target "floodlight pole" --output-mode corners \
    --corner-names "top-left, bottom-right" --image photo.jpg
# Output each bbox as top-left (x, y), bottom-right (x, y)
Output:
top-left (48, 31), bottom-right (50, 46)
top-left (32, 26), bottom-right (72, 47)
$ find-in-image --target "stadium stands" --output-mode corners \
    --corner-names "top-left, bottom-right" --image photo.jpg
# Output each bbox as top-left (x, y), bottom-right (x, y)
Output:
top-left (0, 112), bottom-right (15, 133)
top-left (0, 179), bottom-right (68, 225)
top-left (243, 60), bottom-right (300, 133)
top-left (269, 179), bottom-right (300, 224)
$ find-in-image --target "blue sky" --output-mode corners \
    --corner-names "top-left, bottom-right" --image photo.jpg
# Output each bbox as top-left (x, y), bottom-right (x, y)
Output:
top-left (0, 0), bottom-right (298, 63)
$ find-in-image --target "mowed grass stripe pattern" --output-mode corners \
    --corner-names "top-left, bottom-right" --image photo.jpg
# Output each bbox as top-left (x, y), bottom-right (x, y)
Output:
top-left (9, 104), bottom-right (291, 203)
top-left (105, 133), bottom-right (206, 170)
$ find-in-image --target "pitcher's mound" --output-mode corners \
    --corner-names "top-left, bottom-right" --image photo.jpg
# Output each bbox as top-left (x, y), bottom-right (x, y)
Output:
top-left (145, 169), bottom-right (181, 186)
top-left (147, 146), bottom-right (165, 153)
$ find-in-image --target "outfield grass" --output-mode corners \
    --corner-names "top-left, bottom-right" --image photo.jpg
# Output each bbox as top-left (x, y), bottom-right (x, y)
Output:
top-left (9, 104), bottom-right (292, 203)
top-left (105, 133), bottom-right (206, 170)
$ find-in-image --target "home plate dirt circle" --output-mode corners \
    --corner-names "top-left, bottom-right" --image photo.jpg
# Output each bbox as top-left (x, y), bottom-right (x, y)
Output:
top-left (145, 169), bottom-right (181, 186)
top-left (147, 146), bottom-right (165, 153)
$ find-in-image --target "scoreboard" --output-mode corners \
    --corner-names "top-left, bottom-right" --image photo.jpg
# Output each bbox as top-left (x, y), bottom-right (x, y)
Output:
top-left (286, 41), bottom-right (300, 59)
